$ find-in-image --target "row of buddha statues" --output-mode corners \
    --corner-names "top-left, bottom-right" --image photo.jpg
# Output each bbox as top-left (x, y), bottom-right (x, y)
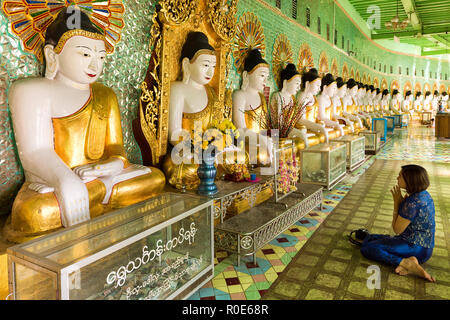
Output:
top-left (4, 8), bottom-right (448, 243)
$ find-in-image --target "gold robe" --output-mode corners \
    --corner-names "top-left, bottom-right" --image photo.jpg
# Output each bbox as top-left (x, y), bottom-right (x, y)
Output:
top-left (162, 85), bottom-right (225, 190)
top-left (244, 92), bottom-right (267, 133)
top-left (6, 82), bottom-right (166, 243)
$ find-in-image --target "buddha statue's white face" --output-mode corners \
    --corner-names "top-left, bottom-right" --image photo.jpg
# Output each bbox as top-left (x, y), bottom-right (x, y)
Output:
top-left (248, 66), bottom-right (269, 92)
top-left (55, 35), bottom-right (106, 84)
top-left (323, 82), bottom-right (337, 97)
top-left (358, 88), bottom-right (364, 98)
top-left (185, 53), bottom-right (217, 86)
top-left (283, 75), bottom-right (302, 96)
top-left (337, 85), bottom-right (347, 98)
top-left (350, 86), bottom-right (358, 97)
top-left (305, 78), bottom-right (321, 96)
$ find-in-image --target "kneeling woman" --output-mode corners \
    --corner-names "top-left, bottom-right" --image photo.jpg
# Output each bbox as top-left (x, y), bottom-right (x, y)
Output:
top-left (360, 164), bottom-right (435, 282)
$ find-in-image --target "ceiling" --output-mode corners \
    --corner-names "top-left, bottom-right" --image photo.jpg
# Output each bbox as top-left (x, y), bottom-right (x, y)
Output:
top-left (346, 0), bottom-right (450, 56)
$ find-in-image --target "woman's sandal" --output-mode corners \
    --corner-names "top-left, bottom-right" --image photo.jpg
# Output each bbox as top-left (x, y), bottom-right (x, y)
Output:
top-left (348, 228), bottom-right (370, 246)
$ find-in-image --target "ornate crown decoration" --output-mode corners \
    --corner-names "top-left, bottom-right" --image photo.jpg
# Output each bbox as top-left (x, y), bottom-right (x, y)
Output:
top-left (297, 43), bottom-right (314, 73)
top-left (1, 0), bottom-right (125, 62)
top-left (330, 58), bottom-right (338, 77)
top-left (318, 51), bottom-right (329, 77)
top-left (272, 34), bottom-right (293, 89)
top-left (233, 12), bottom-right (266, 73)
top-left (342, 63), bottom-right (349, 81)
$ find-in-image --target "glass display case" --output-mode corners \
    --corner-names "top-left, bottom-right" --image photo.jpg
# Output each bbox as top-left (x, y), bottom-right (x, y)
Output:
top-left (330, 135), bottom-right (366, 171)
top-left (300, 142), bottom-right (347, 190)
top-left (421, 112), bottom-right (432, 125)
top-left (359, 130), bottom-right (381, 155)
top-left (7, 193), bottom-right (213, 300)
top-left (372, 118), bottom-right (387, 142)
top-left (384, 116), bottom-right (395, 134)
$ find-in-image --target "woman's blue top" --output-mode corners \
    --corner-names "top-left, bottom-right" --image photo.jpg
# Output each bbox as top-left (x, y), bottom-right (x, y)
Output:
top-left (398, 190), bottom-right (435, 248)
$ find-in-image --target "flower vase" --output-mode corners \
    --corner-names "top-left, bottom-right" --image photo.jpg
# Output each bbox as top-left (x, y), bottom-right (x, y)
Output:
top-left (197, 150), bottom-right (218, 196)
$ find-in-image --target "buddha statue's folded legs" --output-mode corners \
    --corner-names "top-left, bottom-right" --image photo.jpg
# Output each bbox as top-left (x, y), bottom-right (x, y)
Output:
top-left (5, 9), bottom-right (165, 243)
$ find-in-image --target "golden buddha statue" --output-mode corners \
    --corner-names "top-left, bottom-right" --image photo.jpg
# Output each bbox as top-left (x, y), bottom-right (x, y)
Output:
top-left (317, 73), bottom-right (345, 139)
top-left (269, 63), bottom-right (305, 157)
top-left (4, 9), bottom-right (165, 243)
top-left (331, 77), bottom-right (354, 135)
top-left (232, 49), bottom-right (273, 167)
top-left (162, 31), bottom-right (242, 189)
top-left (342, 78), bottom-right (365, 132)
top-left (296, 68), bottom-right (326, 146)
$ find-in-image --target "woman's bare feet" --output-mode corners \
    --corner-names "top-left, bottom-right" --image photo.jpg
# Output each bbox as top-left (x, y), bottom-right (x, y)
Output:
top-left (395, 265), bottom-right (408, 276)
top-left (399, 257), bottom-right (436, 282)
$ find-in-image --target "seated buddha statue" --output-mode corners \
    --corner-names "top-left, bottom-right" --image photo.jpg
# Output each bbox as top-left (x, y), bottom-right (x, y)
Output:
top-left (296, 68), bottom-right (327, 145)
top-left (317, 73), bottom-right (345, 138)
top-left (232, 49), bottom-right (273, 167)
top-left (331, 77), bottom-right (354, 134)
top-left (432, 91), bottom-right (440, 115)
top-left (342, 78), bottom-right (364, 131)
top-left (372, 88), bottom-right (383, 117)
top-left (442, 92), bottom-right (449, 112)
top-left (367, 86), bottom-right (377, 115)
top-left (380, 90), bottom-right (391, 116)
top-left (4, 9), bottom-right (165, 243)
top-left (269, 63), bottom-right (306, 152)
top-left (423, 92), bottom-right (433, 112)
top-left (390, 90), bottom-right (402, 115)
top-left (413, 92), bottom-right (423, 115)
top-left (162, 31), bottom-right (243, 189)
top-left (402, 91), bottom-right (414, 120)
top-left (356, 83), bottom-right (371, 128)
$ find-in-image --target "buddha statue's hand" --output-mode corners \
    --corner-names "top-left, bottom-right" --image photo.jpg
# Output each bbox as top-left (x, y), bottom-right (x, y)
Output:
top-left (73, 158), bottom-right (125, 180)
top-left (55, 173), bottom-right (90, 227)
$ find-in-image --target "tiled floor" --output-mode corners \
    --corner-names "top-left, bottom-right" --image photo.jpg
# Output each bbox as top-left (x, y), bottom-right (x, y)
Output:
top-left (263, 159), bottom-right (450, 300)
top-left (190, 124), bottom-right (449, 300)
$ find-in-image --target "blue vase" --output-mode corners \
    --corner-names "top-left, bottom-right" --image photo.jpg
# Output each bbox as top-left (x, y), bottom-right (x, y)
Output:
top-left (197, 150), bottom-right (218, 196)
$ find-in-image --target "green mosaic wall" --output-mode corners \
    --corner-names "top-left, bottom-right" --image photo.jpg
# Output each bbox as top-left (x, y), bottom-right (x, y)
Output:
top-left (230, 0), bottom-right (450, 92)
top-left (0, 0), bottom-right (448, 216)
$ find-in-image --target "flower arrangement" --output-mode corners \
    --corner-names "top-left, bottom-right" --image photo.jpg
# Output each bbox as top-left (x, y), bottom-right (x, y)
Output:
top-left (245, 95), bottom-right (308, 138)
top-left (277, 154), bottom-right (299, 193)
top-left (193, 119), bottom-right (242, 153)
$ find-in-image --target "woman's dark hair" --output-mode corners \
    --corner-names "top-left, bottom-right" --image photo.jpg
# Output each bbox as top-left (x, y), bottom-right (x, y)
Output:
top-left (442, 92), bottom-right (448, 97)
top-left (415, 91), bottom-right (422, 98)
top-left (425, 91), bottom-right (431, 97)
top-left (320, 73), bottom-right (335, 92)
top-left (369, 85), bottom-right (375, 92)
top-left (400, 165), bottom-right (430, 194)
top-left (347, 78), bottom-right (357, 89)
top-left (279, 63), bottom-right (300, 89)
top-left (382, 89), bottom-right (389, 97)
top-left (392, 89), bottom-right (399, 96)
top-left (434, 90), bottom-right (439, 96)
top-left (301, 68), bottom-right (320, 90)
top-left (45, 7), bottom-right (102, 47)
top-left (181, 31), bottom-right (215, 61)
top-left (336, 77), bottom-right (346, 88)
top-left (405, 90), bottom-right (412, 98)
top-left (376, 88), bottom-right (381, 95)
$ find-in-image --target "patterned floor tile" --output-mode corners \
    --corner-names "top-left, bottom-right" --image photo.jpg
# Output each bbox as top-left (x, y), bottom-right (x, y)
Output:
top-left (191, 125), bottom-right (449, 300)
